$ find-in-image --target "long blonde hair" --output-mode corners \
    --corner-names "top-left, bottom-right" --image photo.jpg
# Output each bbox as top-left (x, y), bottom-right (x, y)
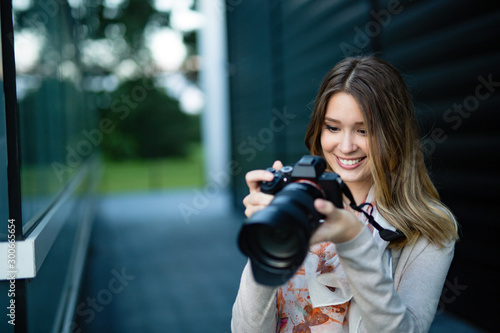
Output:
top-left (305, 56), bottom-right (458, 248)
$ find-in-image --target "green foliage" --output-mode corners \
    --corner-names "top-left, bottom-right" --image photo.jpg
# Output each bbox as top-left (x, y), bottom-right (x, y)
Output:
top-left (99, 143), bottom-right (204, 193)
top-left (99, 78), bottom-right (200, 161)
top-left (95, 0), bottom-right (160, 48)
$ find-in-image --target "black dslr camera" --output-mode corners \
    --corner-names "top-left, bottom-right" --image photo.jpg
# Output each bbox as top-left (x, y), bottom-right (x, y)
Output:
top-left (238, 155), bottom-right (404, 286)
top-left (238, 155), bottom-right (346, 286)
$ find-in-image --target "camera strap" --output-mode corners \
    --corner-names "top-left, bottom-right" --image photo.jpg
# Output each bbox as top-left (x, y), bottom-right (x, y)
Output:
top-left (339, 182), bottom-right (405, 242)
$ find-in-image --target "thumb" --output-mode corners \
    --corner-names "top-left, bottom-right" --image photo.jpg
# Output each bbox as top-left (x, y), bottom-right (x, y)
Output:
top-left (314, 198), bottom-right (335, 216)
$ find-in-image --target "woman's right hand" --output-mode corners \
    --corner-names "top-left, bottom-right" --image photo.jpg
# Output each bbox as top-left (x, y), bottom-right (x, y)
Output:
top-left (242, 160), bottom-right (284, 218)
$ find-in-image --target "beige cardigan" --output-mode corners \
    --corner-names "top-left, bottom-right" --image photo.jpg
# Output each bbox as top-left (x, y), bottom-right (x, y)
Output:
top-left (231, 226), bottom-right (455, 332)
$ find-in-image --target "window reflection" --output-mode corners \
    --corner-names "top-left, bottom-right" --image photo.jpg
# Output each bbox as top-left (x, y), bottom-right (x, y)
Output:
top-left (12, 0), bottom-right (97, 230)
top-left (0, 12), bottom-right (11, 241)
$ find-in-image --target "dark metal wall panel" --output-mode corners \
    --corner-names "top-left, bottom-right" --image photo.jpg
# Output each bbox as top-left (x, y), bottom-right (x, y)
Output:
top-left (227, 1), bottom-right (274, 204)
top-left (226, 0), bottom-right (500, 330)
top-left (227, 1), bottom-right (373, 206)
top-left (281, 0), bottom-right (372, 160)
top-left (378, 2), bottom-right (500, 328)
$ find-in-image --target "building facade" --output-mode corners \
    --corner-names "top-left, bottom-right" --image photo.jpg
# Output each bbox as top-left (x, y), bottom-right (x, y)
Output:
top-left (0, 1), bottom-right (100, 331)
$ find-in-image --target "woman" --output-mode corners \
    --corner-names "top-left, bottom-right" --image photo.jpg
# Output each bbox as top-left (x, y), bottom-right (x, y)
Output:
top-left (231, 56), bottom-right (459, 332)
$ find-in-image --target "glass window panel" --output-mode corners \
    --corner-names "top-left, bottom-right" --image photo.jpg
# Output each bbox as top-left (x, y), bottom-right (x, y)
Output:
top-left (0, 11), bottom-right (11, 242)
top-left (12, 0), bottom-right (96, 229)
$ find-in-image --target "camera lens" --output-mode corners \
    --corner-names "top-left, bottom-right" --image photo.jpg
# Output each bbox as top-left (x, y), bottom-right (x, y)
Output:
top-left (257, 225), bottom-right (300, 259)
top-left (243, 224), bottom-right (301, 269)
top-left (238, 181), bottom-right (325, 285)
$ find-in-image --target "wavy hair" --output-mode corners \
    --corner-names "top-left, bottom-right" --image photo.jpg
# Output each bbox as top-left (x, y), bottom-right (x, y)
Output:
top-left (305, 56), bottom-right (458, 247)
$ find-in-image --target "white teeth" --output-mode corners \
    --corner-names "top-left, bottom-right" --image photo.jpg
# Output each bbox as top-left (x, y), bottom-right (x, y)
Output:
top-left (339, 157), bottom-right (363, 166)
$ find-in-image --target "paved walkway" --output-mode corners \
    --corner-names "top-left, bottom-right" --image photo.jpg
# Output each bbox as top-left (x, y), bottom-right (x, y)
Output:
top-left (76, 189), bottom-right (485, 332)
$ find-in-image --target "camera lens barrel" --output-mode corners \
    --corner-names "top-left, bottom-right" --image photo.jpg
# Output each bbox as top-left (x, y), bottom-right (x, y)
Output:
top-left (238, 181), bottom-right (325, 286)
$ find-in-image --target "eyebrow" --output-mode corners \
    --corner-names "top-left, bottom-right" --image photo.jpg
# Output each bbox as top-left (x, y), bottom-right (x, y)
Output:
top-left (324, 117), bottom-right (365, 126)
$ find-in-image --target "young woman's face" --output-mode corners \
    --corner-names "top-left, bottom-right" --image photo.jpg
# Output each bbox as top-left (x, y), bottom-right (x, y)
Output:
top-left (320, 92), bottom-right (372, 188)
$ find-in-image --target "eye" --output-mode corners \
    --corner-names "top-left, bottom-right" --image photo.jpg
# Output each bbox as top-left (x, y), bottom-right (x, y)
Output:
top-left (357, 128), bottom-right (367, 136)
top-left (325, 125), bottom-right (339, 133)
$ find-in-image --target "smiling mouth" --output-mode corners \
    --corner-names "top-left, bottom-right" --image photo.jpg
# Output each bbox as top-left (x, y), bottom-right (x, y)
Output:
top-left (337, 156), bottom-right (366, 166)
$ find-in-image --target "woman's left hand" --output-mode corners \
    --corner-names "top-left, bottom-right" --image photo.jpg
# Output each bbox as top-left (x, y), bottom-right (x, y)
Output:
top-left (309, 198), bottom-right (364, 244)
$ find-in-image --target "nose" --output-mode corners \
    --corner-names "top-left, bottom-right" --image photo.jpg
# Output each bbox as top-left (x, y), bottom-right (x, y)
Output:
top-left (338, 132), bottom-right (357, 154)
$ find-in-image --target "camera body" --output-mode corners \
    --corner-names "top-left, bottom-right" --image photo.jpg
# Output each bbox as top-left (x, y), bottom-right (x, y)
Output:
top-left (260, 155), bottom-right (343, 208)
top-left (238, 155), bottom-right (346, 286)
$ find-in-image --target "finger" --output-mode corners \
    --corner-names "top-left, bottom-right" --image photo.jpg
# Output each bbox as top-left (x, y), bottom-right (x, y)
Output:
top-left (245, 204), bottom-right (269, 218)
top-left (243, 192), bottom-right (275, 218)
top-left (312, 199), bottom-right (363, 244)
top-left (310, 202), bottom-right (337, 245)
top-left (242, 192), bottom-right (274, 208)
top-left (245, 169), bottom-right (274, 192)
top-left (272, 160), bottom-right (284, 170)
top-left (314, 198), bottom-right (336, 216)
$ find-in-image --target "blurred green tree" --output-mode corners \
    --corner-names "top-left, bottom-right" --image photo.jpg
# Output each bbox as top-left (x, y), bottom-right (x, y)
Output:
top-left (14, 0), bottom-right (201, 162)
top-left (83, 0), bottom-right (201, 161)
top-left (99, 78), bottom-right (200, 160)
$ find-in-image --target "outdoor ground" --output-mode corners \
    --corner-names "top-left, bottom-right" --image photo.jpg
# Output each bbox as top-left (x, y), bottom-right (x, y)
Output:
top-left (76, 187), bottom-right (486, 332)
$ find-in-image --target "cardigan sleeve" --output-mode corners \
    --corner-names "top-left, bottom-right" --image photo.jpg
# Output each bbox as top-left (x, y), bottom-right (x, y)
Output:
top-left (231, 260), bottom-right (279, 333)
top-left (336, 227), bottom-right (455, 333)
